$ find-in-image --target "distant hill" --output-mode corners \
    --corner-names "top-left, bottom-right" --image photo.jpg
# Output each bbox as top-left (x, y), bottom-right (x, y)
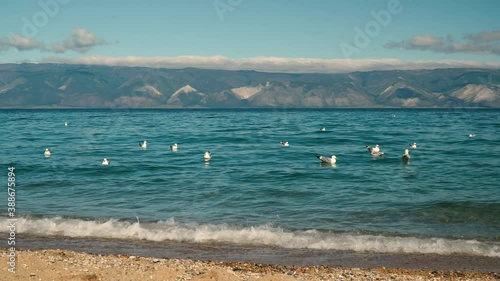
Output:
top-left (0, 63), bottom-right (499, 108)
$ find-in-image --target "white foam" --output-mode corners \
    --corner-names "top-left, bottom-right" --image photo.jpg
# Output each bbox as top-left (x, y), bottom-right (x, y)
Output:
top-left (1, 217), bottom-right (498, 257)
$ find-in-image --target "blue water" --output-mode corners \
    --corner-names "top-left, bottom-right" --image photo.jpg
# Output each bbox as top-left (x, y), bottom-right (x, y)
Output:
top-left (1, 108), bottom-right (499, 257)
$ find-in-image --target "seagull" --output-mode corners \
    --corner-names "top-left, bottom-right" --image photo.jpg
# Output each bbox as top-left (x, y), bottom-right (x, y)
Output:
top-left (366, 144), bottom-right (380, 154)
top-left (320, 127), bottom-right (326, 131)
top-left (367, 144), bottom-right (384, 157)
top-left (204, 151), bottom-right (212, 161)
top-left (409, 142), bottom-right (417, 148)
top-left (170, 143), bottom-right (178, 151)
top-left (139, 141), bottom-right (147, 148)
top-left (468, 133), bottom-right (476, 138)
top-left (316, 155), bottom-right (337, 165)
top-left (280, 141), bottom-right (289, 147)
top-left (44, 148), bottom-right (51, 157)
top-left (402, 149), bottom-right (411, 164)
top-left (64, 122), bottom-right (68, 126)
top-left (102, 158), bottom-right (110, 165)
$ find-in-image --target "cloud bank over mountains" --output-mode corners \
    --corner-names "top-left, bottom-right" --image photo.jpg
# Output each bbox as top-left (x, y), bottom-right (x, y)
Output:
top-left (43, 55), bottom-right (500, 74)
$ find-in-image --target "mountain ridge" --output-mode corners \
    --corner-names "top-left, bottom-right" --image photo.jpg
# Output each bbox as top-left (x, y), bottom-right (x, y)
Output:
top-left (0, 63), bottom-right (499, 108)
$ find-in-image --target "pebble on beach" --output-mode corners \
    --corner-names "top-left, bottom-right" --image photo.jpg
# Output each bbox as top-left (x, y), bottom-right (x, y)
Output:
top-left (1, 249), bottom-right (497, 281)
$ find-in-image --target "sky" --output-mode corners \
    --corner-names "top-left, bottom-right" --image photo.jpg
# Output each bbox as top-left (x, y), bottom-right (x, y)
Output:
top-left (1, 0), bottom-right (499, 73)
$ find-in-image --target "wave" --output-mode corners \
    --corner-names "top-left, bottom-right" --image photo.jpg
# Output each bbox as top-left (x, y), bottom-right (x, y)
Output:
top-left (1, 216), bottom-right (498, 257)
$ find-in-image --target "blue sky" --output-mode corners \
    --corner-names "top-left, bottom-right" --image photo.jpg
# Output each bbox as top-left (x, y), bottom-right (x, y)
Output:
top-left (1, 0), bottom-right (499, 73)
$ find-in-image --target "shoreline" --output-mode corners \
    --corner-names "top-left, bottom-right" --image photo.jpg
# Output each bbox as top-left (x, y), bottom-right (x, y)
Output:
top-left (0, 234), bottom-right (496, 280)
top-left (16, 235), bottom-right (500, 273)
top-left (1, 249), bottom-right (498, 281)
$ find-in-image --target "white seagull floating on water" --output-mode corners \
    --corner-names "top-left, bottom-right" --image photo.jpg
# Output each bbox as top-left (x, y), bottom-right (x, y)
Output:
top-left (320, 127), bottom-right (326, 131)
top-left (402, 149), bottom-right (411, 164)
top-left (139, 141), bottom-right (148, 148)
top-left (64, 122), bottom-right (68, 126)
top-left (170, 143), bottom-right (178, 151)
top-left (44, 148), bottom-right (51, 157)
top-left (204, 151), bottom-right (212, 161)
top-left (316, 155), bottom-right (337, 165)
top-left (409, 142), bottom-right (417, 148)
top-left (366, 144), bottom-right (380, 153)
top-left (280, 141), bottom-right (289, 147)
top-left (102, 158), bottom-right (110, 165)
top-left (366, 144), bottom-right (384, 157)
top-left (468, 133), bottom-right (476, 138)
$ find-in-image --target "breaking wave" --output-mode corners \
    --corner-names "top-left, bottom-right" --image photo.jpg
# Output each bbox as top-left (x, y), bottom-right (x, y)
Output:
top-left (1, 216), bottom-right (498, 257)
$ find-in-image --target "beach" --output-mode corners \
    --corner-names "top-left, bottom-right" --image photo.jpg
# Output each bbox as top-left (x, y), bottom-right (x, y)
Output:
top-left (1, 249), bottom-right (499, 281)
top-left (1, 249), bottom-right (498, 281)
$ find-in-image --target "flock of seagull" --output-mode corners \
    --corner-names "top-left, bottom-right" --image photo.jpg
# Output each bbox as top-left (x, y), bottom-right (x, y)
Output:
top-left (277, 127), bottom-right (417, 165)
top-left (44, 121), bottom-right (215, 165)
top-left (42, 124), bottom-right (478, 166)
top-left (43, 139), bottom-right (210, 165)
top-left (314, 126), bottom-right (416, 165)
top-left (314, 142), bottom-right (415, 166)
top-left (43, 122), bottom-right (213, 165)
top-left (313, 130), bottom-right (477, 166)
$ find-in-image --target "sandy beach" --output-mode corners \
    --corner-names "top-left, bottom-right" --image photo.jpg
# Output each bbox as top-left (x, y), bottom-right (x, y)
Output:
top-left (1, 249), bottom-right (498, 281)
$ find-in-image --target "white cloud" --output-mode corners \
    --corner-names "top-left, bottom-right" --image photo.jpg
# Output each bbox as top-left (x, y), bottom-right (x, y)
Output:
top-left (0, 34), bottom-right (43, 51)
top-left (56, 28), bottom-right (108, 53)
top-left (41, 55), bottom-right (500, 74)
top-left (385, 31), bottom-right (500, 55)
top-left (0, 28), bottom-right (107, 53)
top-left (465, 31), bottom-right (500, 42)
top-left (407, 35), bottom-right (443, 48)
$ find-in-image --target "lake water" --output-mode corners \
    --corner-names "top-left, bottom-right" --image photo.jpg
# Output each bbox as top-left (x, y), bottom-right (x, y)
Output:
top-left (0, 108), bottom-right (499, 258)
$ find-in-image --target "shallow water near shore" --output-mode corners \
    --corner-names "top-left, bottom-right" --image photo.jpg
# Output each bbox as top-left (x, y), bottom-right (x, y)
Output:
top-left (1, 108), bottom-right (499, 259)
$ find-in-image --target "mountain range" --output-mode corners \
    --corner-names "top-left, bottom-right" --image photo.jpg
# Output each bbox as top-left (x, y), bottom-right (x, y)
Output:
top-left (1, 63), bottom-right (499, 108)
